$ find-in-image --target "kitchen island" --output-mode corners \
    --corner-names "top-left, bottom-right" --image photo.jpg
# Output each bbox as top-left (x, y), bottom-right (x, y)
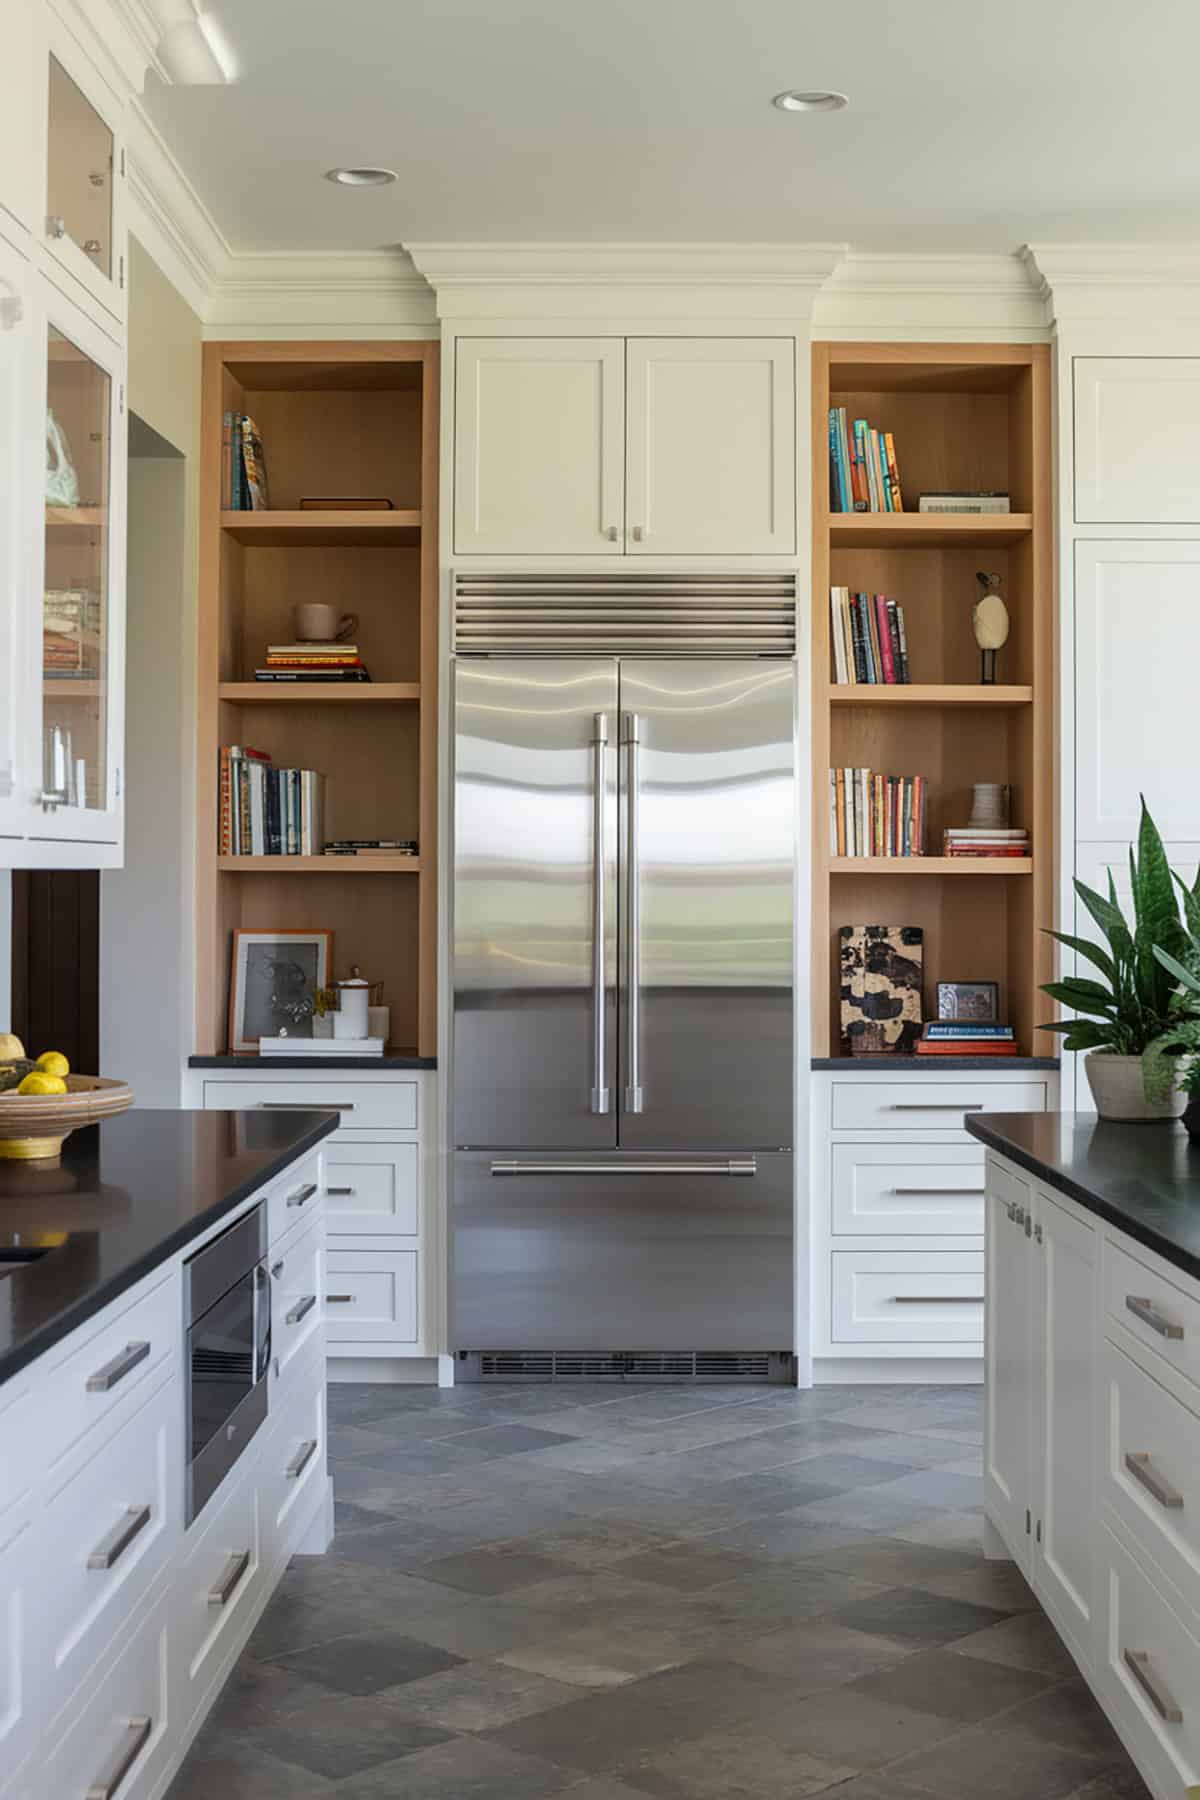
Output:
top-left (969, 1111), bottom-right (1200, 1800)
top-left (0, 1107), bottom-right (338, 1800)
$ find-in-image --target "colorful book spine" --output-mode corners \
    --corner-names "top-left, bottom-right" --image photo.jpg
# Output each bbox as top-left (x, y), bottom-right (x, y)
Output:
top-left (876, 595), bottom-right (896, 683)
top-left (884, 432), bottom-right (904, 511)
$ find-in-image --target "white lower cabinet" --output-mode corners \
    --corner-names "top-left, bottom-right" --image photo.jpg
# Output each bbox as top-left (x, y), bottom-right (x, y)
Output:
top-left (262, 1338), bottom-right (327, 1569)
top-left (42, 1587), bottom-right (173, 1800)
top-left (1098, 1521), bottom-right (1200, 1796)
top-left (831, 1252), bottom-right (984, 1343)
top-left (174, 1453), bottom-right (263, 1729)
top-left (326, 1246), bottom-right (419, 1346)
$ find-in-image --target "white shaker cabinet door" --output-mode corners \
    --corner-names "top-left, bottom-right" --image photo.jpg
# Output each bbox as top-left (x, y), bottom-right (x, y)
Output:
top-left (1075, 541), bottom-right (1200, 843)
top-left (625, 338), bottom-right (795, 555)
top-left (454, 337), bottom-right (624, 554)
top-left (1075, 357), bottom-right (1200, 522)
top-left (984, 1168), bottom-right (1035, 1572)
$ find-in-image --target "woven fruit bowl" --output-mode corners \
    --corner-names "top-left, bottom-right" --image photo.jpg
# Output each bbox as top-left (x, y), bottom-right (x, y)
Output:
top-left (0, 1075), bottom-right (134, 1162)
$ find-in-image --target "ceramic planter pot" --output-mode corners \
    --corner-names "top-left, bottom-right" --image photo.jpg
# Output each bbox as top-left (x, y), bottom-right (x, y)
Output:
top-left (1182, 1096), bottom-right (1200, 1142)
top-left (1084, 1053), bottom-right (1184, 1123)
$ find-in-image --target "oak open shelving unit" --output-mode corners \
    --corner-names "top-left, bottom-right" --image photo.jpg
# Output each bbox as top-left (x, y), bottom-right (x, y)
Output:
top-left (197, 341), bottom-right (440, 1059)
top-left (812, 342), bottom-right (1053, 1060)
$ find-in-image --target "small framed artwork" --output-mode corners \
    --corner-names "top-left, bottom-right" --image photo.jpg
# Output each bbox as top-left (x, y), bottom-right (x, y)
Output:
top-left (229, 928), bottom-right (333, 1054)
top-left (937, 980), bottom-right (999, 1023)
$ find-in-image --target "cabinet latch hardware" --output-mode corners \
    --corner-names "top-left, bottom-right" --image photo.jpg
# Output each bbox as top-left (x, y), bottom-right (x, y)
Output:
top-left (1036, 1518), bottom-right (1042, 1544)
top-left (46, 214), bottom-right (66, 239)
top-left (119, 253), bottom-right (125, 289)
top-left (1034, 1222), bottom-right (1044, 1245)
top-left (1025, 1508), bottom-right (1031, 1535)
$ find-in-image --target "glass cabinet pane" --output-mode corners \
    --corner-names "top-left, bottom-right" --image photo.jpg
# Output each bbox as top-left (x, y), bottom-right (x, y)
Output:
top-left (44, 325), bottom-right (109, 811)
top-left (47, 56), bottom-right (113, 280)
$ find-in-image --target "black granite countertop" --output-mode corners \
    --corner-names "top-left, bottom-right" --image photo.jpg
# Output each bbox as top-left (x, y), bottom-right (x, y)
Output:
top-left (813, 1056), bottom-right (1059, 1072)
top-left (0, 1108), bottom-right (338, 1386)
top-left (189, 1054), bottom-right (436, 1071)
top-left (967, 1111), bottom-right (1200, 1283)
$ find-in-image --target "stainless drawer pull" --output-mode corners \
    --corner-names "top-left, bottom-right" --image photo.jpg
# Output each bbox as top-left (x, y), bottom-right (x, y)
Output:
top-left (88, 1504), bottom-right (152, 1571)
top-left (1126, 1295), bottom-right (1184, 1340)
top-left (87, 1716), bottom-right (152, 1799)
top-left (1125, 1452), bottom-right (1184, 1510)
top-left (86, 1341), bottom-right (151, 1393)
top-left (893, 1294), bottom-right (985, 1304)
top-left (1123, 1648), bottom-right (1183, 1723)
top-left (894, 1187), bottom-right (984, 1197)
top-left (1005, 1202), bottom-right (1027, 1225)
top-left (888, 1103), bottom-right (983, 1112)
top-left (327, 1185), bottom-right (357, 1196)
top-left (257, 1101), bottom-right (356, 1111)
top-left (326, 1293), bottom-right (355, 1303)
top-left (287, 1182), bottom-right (319, 1209)
top-left (489, 1159), bottom-right (757, 1177)
top-left (286, 1294), bottom-right (317, 1326)
top-left (209, 1548), bottom-right (251, 1608)
top-left (286, 1437), bottom-right (319, 1480)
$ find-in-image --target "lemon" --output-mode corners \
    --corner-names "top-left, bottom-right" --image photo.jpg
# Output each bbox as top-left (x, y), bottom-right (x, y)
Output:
top-left (17, 1072), bottom-right (68, 1097)
top-left (35, 1051), bottom-right (70, 1079)
top-left (0, 1034), bottom-right (25, 1062)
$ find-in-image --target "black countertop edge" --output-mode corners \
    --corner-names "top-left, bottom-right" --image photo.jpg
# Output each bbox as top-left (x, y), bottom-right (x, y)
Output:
top-left (189, 1054), bottom-right (437, 1071)
top-left (812, 1056), bottom-right (1060, 1072)
top-left (966, 1112), bottom-right (1200, 1286)
top-left (0, 1110), bottom-right (339, 1389)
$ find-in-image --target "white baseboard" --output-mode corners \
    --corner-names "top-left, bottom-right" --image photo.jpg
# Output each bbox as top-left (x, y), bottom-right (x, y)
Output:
top-left (327, 1356), bottom-right (441, 1385)
top-left (813, 1356), bottom-right (984, 1385)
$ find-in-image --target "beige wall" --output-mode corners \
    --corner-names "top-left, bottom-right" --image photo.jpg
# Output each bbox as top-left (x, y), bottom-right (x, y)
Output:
top-left (126, 236), bottom-right (201, 458)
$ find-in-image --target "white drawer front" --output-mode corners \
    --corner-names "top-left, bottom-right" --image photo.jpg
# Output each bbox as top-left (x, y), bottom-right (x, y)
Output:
top-left (831, 1142), bottom-right (985, 1236)
top-left (263, 1342), bottom-right (327, 1570)
top-left (325, 1143), bottom-right (419, 1236)
top-left (325, 1250), bottom-right (418, 1344)
top-left (203, 1078), bottom-right (418, 1133)
top-left (41, 1271), bottom-right (178, 1484)
top-left (1103, 1336), bottom-right (1200, 1615)
top-left (267, 1151), bottom-right (323, 1248)
top-left (1099, 1524), bottom-right (1200, 1795)
top-left (1106, 1237), bottom-right (1200, 1400)
top-left (43, 1588), bottom-right (173, 1800)
top-left (40, 1371), bottom-right (179, 1704)
top-left (0, 1521), bottom-right (35, 1784)
top-left (832, 1251), bottom-right (985, 1343)
top-left (270, 1216), bottom-right (324, 1393)
top-left (831, 1080), bottom-right (1046, 1134)
top-left (174, 1459), bottom-right (263, 1723)
top-left (0, 1381), bottom-right (36, 1544)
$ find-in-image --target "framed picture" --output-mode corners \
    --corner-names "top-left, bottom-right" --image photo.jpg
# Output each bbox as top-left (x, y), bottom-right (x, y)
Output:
top-left (937, 980), bottom-right (999, 1023)
top-left (229, 929), bottom-right (333, 1054)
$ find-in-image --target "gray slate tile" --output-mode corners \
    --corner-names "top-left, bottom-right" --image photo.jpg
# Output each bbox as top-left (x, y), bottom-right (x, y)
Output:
top-left (954, 1609), bottom-right (1080, 1677)
top-left (244, 1693), bottom-right (451, 1779)
top-left (273, 1631), bottom-right (465, 1697)
top-left (335, 1734), bottom-right (572, 1800)
top-left (630, 1720), bottom-right (856, 1797)
top-left (829, 1583), bottom-right (1011, 1647)
top-left (893, 1720), bottom-right (1111, 1799)
top-left (385, 1660), bottom-right (580, 1731)
top-left (422, 1543), bottom-right (581, 1595)
top-left (848, 1643), bottom-right (1057, 1722)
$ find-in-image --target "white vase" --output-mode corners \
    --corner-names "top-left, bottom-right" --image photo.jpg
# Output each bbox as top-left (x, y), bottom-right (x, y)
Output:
top-left (1084, 1053), bottom-right (1184, 1122)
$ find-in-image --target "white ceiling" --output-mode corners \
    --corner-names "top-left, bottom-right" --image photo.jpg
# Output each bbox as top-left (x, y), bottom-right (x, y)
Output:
top-left (144, 0), bottom-right (1200, 255)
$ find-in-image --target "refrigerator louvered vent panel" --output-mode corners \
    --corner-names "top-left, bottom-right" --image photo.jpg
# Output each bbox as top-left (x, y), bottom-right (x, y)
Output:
top-left (475, 1350), bottom-right (786, 1383)
top-left (454, 572), bottom-right (797, 657)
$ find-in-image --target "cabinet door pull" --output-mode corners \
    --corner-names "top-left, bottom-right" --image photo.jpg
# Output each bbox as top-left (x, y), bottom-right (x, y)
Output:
top-left (326, 1293), bottom-right (355, 1303)
top-left (893, 1294), bottom-right (985, 1305)
top-left (86, 1341), bottom-right (151, 1392)
top-left (86, 1715), bottom-right (152, 1799)
top-left (209, 1549), bottom-right (251, 1608)
top-left (631, 524), bottom-right (645, 541)
top-left (327, 1185), bottom-right (356, 1196)
top-left (1125, 1452), bottom-right (1184, 1510)
top-left (888, 1102), bottom-right (983, 1112)
top-left (1123, 1649), bottom-right (1183, 1722)
top-left (895, 1187), bottom-right (984, 1197)
top-left (1126, 1295), bottom-right (1184, 1340)
top-left (286, 1182), bottom-right (319, 1208)
top-left (286, 1294), bottom-right (317, 1326)
top-left (88, 1504), bottom-right (152, 1571)
top-left (257, 1101), bottom-right (355, 1112)
top-left (286, 1438), bottom-right (319, 1480)
top-left (605, 524), bottom-right (619, 541)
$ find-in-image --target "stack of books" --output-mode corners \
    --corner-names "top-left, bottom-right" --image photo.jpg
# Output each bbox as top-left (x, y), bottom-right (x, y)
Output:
top-left (323, 839), bottom-right (417, 859)
top-left (222, 413), bottom-right (270, 511)
top-left (830, 768), bottom-right (926, 858)
top-left (918, 492), bottom-right (1010, 515)
top-left (254, 643), bottom-right (371, 684)
top-left (219, 746), bottom-right (326, 856)
top-left (830, 587), bottom-right (910, 684)
top-left (829, 408), bottom-right (904, 513)
top-left (943, 827), bottom-right (1029, 859)
top-left (43, 590), bottom-right (102, 680)
top-left (917, 1022), bottom-right (1016, 1057)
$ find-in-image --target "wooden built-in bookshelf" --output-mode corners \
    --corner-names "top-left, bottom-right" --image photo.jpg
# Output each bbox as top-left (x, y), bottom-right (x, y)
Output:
top-left (812, 342), bottom-right (1052, 1059)
top-left (197, 342), bottom-right (440, 1058)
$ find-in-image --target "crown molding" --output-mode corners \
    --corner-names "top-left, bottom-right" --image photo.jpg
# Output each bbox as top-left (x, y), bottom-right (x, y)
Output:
top-left (125, 101), bottom-right (228, 318)
top-left (815, 252), bottom-right (1050, 340)
top-left (1025, 243), bottom-right (1200, 326)
top-left (206, 250), bottom-right (437, 333)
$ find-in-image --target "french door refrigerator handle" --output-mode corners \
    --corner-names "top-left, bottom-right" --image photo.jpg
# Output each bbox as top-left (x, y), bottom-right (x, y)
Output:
top-left (490, 1159), bottom-right (758, 1176)
top-left (622, 711), bottom-right (644, 1113)
top-left (590, 713), bottom-right (610, 1114)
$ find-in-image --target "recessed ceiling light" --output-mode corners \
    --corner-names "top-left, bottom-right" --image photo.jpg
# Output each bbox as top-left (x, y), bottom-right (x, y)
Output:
top-left (324, 167), bottom-right (397, 187)
top-left (772, 90), bottom-right (847, 113)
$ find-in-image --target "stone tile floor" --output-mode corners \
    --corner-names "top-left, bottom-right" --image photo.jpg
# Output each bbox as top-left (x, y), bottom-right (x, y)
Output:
top-left (166, 1382), bottom-right (1149, 1800)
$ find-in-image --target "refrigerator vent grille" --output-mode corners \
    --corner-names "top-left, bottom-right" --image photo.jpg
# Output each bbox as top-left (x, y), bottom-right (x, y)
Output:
top-left (454, 573), bottom-right (797, 657)
top-left (475, 1350), bottom-right (782, 1383)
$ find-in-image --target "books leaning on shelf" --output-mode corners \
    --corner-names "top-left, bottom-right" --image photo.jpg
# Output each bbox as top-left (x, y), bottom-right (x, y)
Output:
top-left (918, 493), bottom-right (1011, 515)
top-left (255, 643), bottom-right (371, 683)
top-left (323, 839), bottom-right (418, 858)
top-left (942, 828), bottom-right (1030, 859)
top-left (917, 1022), bottom-right (1016, 1057)
top-left (828, 407), bottom-right (904, 514)
top-left (221, 413), bottom-right (270, 511)
top-left (219, 746), bottom-right (326, 857)
top-left (830, 587), bottom-right (910, 685)
top-left (830, 768), bottom-right (926, 858)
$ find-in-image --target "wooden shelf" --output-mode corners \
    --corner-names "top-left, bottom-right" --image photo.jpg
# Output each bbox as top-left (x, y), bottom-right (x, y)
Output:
top-left (44, 679), bottom-right (103, 699)
top-left (218, 856), bottom-right (421, 874)
top-left (219, 509), bottom-right (421, 547)
top-left (826, 511), bottom-right (1034, 548)
top-left (45, 506), bottom-right (103, 538)
top-left (829, 856), bottom-right (1033, 875)
top-left (218, 682), bottom-right (420, 705)
top-left (828, 684), bottom-right (1033, 707)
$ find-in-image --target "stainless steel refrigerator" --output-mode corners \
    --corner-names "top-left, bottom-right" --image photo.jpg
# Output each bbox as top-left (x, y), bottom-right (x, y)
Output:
top-left (451, 580), bottom-right (795, 1371)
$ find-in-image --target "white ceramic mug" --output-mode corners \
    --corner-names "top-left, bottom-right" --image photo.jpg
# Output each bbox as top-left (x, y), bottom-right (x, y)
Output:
top-left (334, 979), bottom-right (370, 1039)
top-left (293, 602), bottom-right (358, 643)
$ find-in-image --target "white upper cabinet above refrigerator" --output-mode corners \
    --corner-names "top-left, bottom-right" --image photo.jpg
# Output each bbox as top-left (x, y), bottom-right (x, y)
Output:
top-left (453, 335), bottom-right (796, 556)
top-left (1074, 358), bottom-right (1200, 523)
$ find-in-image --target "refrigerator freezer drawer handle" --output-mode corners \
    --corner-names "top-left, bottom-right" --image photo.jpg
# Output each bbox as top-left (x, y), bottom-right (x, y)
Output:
top-left (590, 712), bottom-right (610, 1114)
top-left (489, 1159), bottom-right (758, 1177)
top-left (622, 712), bottom-right (644, 1114)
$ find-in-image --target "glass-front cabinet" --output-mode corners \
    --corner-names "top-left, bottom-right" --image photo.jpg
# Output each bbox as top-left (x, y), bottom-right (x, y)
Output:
top-left (0, 238), bottom-right (32, 844)
top-left (40, 23), bottom-right (125, 323)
